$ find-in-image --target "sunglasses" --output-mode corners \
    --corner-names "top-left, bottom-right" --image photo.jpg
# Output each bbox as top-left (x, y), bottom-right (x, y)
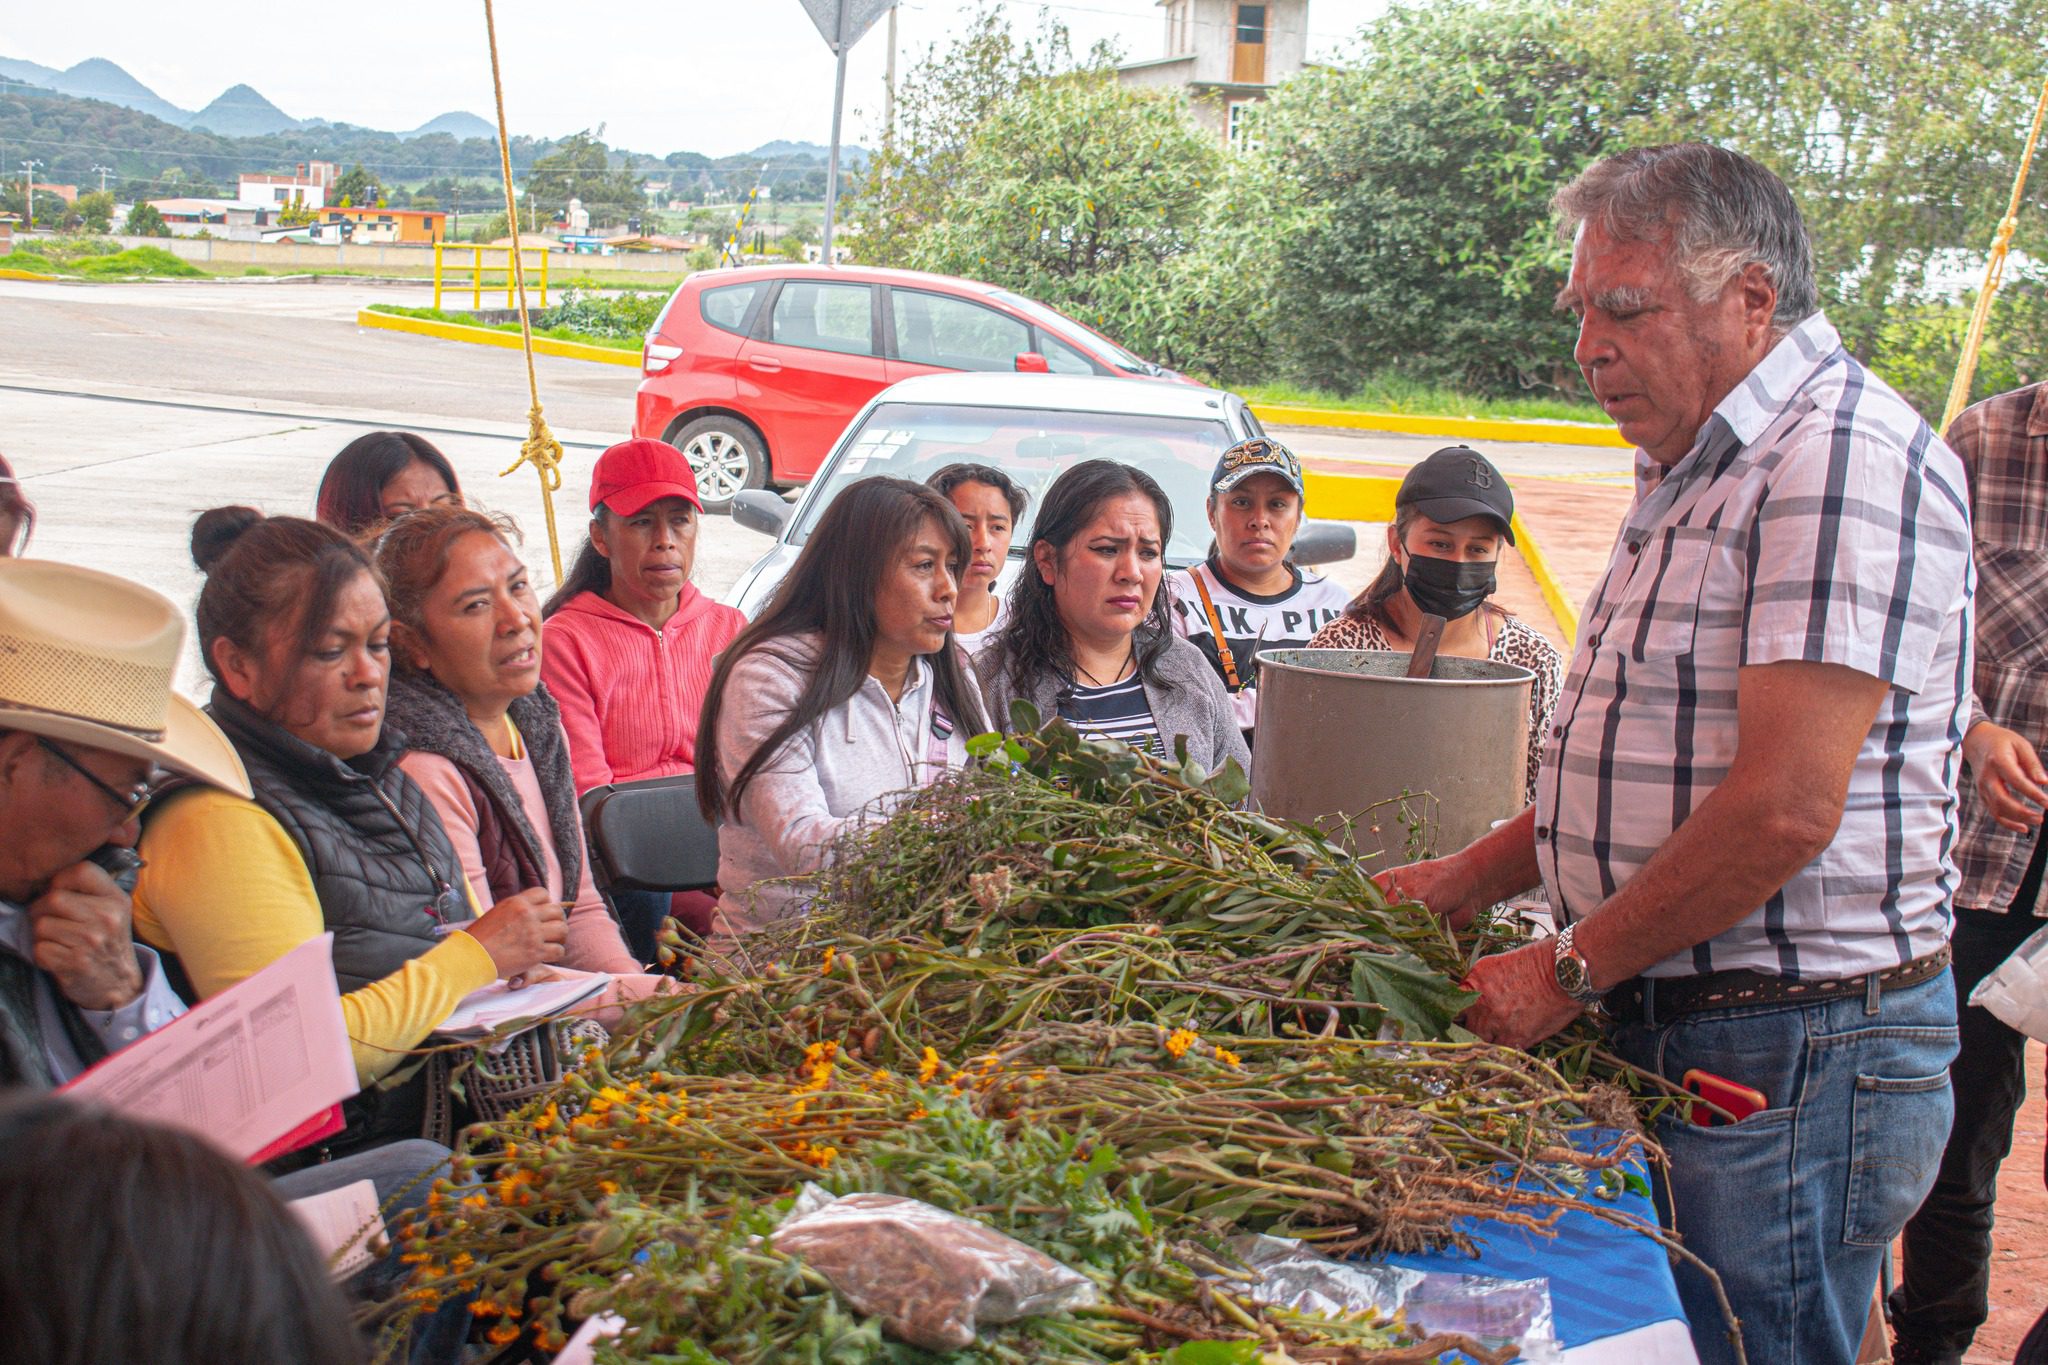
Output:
top-left (36, 736), bottom-right (162, 823)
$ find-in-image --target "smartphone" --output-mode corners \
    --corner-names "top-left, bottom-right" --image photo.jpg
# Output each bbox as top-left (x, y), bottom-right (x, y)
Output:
top-left (1681, 1068), bottom-right (1769, 1127)
top-left (86, 844), bottom-right (143, 896)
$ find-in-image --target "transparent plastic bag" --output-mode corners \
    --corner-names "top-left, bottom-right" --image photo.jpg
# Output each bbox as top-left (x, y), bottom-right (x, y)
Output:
top-left (1220, 1234), bottom-right (1563, 1362)
top-left (771, 1185), bottom-right (1098, 1350)
top-left (1970, 919), bottom-right (2048, 1043)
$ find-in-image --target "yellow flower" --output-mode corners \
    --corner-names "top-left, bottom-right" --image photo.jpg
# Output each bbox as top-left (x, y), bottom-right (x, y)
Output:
top-left (1215, 1047), bottom-right (1243, 1068)
top-left (597, 1180), bottom-right (620, 1195)
top-left (917, 1047), bottom-right (941, 1083)
top-left (820, 946), bottom-right (837, 974)
top-left (805, 1144), bottom-right (840, 1169)
top-left (1164, 1028), bottom-right (1199, 1059)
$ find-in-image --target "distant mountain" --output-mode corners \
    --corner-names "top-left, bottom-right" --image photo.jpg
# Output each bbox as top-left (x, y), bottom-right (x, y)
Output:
top-left (188, 82), bottom-right (299, 136)
top-left (1, 55), bottom-right (190, 125)
top-left (404, 111), bottom-right (498, 142)
top-left (745, 139), bottom-right (870, 168)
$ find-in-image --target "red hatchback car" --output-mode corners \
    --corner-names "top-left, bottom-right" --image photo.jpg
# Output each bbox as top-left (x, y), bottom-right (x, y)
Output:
top-left (632, 264), bottom-right (1188, 510)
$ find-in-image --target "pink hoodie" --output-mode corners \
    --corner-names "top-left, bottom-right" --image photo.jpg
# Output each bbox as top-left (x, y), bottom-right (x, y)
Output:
top-left (541, 584), bottom-right (747, 793)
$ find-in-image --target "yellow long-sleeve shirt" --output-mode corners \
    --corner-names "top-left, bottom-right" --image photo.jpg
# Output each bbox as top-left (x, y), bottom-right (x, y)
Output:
top-left (132, 788), bottom-right (497, 1085)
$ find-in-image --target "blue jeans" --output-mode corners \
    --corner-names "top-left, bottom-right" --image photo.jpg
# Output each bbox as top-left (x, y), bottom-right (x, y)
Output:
top-left (1609, 971), bottom-right (1959, 1365)
top-left (274, 1138), bottom-right (469, 1365)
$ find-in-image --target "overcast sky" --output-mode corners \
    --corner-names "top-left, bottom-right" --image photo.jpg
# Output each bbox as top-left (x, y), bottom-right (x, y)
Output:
top-left (0, 1), bottom-right (1387, 159)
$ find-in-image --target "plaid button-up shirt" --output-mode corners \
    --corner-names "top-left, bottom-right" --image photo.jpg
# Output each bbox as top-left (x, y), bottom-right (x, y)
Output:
top-left (1951, 381), bottom-right (2048, 915)
top-left (1534, 313), bottom-right (1976, 979)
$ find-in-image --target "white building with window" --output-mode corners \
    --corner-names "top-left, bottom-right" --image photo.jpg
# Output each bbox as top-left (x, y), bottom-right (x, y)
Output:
top-left (1116, 0), bottom-right (1310, 148)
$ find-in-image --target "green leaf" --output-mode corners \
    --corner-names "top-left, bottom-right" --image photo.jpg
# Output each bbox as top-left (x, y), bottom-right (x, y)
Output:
top-left (1162, 1342), bottom-right (1264, 1365)
top-left (1348, 951), bottom-right (1479, 1041)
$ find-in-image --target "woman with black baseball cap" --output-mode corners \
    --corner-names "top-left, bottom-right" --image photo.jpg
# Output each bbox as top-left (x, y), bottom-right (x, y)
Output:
top-left (1308, 446), bottom-right (1563, 801)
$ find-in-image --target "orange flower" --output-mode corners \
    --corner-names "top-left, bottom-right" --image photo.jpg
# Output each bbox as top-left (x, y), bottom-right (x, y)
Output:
top-left (917, 1047), bottom-right (941, 1083)
top-left (1164, 1028), bottom-right (1199, 1059)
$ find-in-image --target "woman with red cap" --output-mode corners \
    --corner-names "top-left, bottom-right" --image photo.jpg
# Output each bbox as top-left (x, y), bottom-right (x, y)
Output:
top-left (540, 439), bottom-right (745, 959)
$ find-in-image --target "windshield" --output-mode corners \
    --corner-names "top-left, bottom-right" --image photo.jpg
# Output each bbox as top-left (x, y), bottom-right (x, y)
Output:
top-left (989, 291), bottom-right (1158, 375)
top-left (790, 402), bottom-right (1238, 565)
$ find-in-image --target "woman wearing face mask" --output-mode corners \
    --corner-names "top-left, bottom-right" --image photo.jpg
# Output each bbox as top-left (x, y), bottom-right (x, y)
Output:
top-left (1307, 446), bottom-right (1563, 801)
top-left (696, 478), bottom-right (989, 936)
top-left (314, 431), bottom-right (464, 537)
top-left (375, 506), bottom-right (674, 1020)
top-left (927, 462), bottom-right (1027, 655)
top-left (979, 460), bottom-right (1248, 775)
top-left (541, 438), bottom-right (745, 957)
top-left (134, 509), bottom-right (567, 1158)
top-left (1167, 439), bottom-right (1352, 743)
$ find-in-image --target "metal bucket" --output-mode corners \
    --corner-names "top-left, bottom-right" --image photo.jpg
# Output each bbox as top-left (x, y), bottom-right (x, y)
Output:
top-left (1252, 649), bottom-right (1534, 868)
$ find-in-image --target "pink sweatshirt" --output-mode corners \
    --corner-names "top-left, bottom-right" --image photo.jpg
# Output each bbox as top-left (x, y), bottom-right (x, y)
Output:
top-left (540, 584), bottom-right (747, 793)
top-left (400, 747), bottom-right (641, 975)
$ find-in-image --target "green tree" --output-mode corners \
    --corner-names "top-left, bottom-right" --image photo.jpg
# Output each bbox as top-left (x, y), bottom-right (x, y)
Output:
top-left (1610, 0), bottom-right (2048, 358)
top-left (850, 4), bottom-right (1086, 267)
top-left (73, 190), bottom-right (114, 234)
top-left (1255, 2), bottom-right (1651, 394)
top-left (907, 73), bottom-right (1223, 372)
top-left (123, 202), bottom-right (170, 237)
top-left (525, 131), bottom-right (642, 227)
top-left (330, 163), bottom-right (378, 209)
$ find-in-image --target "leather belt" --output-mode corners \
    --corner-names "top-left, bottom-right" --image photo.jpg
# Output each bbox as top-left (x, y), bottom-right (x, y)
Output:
top-left (1601, 944), bottom-right (1952, 1026)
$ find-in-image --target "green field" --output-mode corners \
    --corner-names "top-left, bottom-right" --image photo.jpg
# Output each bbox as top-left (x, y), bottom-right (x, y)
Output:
top-left (1237, 379), bottom-right (1610, 426)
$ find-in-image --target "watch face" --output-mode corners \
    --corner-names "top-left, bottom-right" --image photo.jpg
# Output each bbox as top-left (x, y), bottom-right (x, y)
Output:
top-left (1555, 948), bottom-right (1590, 996)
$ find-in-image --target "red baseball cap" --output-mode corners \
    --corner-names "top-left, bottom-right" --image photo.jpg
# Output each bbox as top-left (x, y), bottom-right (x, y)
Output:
top-left (589, 438), bottom-right (702, 516)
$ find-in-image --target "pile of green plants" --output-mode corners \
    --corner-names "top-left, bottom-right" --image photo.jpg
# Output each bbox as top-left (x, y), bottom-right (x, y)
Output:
top-left (375, 716), bottom-right (1687, 1363)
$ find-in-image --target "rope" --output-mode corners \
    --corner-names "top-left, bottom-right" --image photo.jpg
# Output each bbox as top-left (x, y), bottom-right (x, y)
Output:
top-left (1940, 72), bottom-right (2048, 437)
top-left (482, 0), bottom-right (566, 581)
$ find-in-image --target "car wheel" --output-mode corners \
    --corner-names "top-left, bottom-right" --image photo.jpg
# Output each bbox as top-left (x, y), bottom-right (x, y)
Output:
top-left (670, 416), bottom-right (766, 514)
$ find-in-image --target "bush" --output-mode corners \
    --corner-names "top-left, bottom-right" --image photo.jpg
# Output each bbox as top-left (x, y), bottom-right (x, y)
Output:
top-left (533, 289), bottom-right (667, 340)
top-left (123, 203), bottom-right (170, 237)
top-left (1868, 271), bottom-right (2048, 422)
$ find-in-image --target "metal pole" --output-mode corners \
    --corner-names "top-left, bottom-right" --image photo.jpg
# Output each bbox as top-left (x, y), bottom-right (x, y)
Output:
top-left (884, 2), bottom-right (899, 146)
top-left (819, 0), bottom-right (850, 265)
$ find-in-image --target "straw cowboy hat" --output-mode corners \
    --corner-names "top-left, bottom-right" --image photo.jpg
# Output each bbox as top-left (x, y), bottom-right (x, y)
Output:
top-left (0, 559), bottom-right (249, 798)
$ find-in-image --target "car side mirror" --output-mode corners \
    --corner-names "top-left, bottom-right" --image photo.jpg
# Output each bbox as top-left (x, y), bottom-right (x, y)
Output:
top-left (731, 489), bottom-right (793, 538)
top-left (1014, 352), bottom-right (1050, 373)
top-left (1292, 521), bottom-right (1357, 567)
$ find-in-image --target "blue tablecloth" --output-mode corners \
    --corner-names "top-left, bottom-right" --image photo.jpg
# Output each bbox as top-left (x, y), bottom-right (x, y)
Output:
top-left (1374, 1127), bottom-right (1689, 1360)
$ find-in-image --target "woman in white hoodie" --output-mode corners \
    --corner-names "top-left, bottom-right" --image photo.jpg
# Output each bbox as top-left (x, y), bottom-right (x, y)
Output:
top-left (695, 478), bottom-right (991, 935)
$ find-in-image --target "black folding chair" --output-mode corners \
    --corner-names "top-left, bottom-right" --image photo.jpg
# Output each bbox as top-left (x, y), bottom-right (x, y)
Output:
top-left (578, 773), bottom-right (721, 894)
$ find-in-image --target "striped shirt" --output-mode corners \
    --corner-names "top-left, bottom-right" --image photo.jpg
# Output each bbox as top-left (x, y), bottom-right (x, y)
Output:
top-left (1059, 674), bottom-right (1165, 757)
top-left (1535, 312), bottom-right (1975, 979)
top-left (1946, 382), bottom-right (2048, 915)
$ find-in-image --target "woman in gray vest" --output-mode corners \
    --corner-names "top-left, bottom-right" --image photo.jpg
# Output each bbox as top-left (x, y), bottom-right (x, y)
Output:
top-left (132, 508), bottom-right (567, 1159)
top-left (978, 459), bottom-right (1248, 777)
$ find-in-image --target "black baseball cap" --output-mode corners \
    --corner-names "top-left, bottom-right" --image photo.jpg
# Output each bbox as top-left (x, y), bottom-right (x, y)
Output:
top-left (1395, 446), bottom-right (1515, 544)
top-left (1210, 438), bottom-right (1305, 497)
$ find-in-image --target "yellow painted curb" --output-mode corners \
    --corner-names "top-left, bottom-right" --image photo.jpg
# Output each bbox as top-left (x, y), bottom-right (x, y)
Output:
top-left (1303, 469), bottom-right (1580, 647)
top-left (0, 267), bottom-right (58, 281)
top-left (1253, 402), bottom-right (1628, 450)
top-left (1301, 470), bottom-right (1400, 523)
top-left (355, 309), bottom-right (640, 368)
top-left (1510, 509), bottom-right (1579, 646)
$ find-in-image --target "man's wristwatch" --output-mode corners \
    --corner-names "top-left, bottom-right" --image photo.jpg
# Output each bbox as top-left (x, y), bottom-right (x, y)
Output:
top-left (1552, 922), bottom-right (1604, 1006)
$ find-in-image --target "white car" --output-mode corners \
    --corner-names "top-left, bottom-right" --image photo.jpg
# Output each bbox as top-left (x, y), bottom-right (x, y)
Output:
top-left (724, 372), bottom-right (1356, 617)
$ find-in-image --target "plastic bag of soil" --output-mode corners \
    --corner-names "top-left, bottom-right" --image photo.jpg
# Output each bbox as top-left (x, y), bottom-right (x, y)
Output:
top-left (771, 1185), bottom-right (1098, 1350)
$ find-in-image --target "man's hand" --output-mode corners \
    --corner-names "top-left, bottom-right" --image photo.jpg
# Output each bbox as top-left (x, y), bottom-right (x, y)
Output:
top-left (1459, 939), bottom-right (1583, 1048)
top-left (1964, 721), bottom-right (2047, 833)
top-left (1375, 856), bottom-right (1486, 930)
top-left (27, 860), bottom-right (145, 1011)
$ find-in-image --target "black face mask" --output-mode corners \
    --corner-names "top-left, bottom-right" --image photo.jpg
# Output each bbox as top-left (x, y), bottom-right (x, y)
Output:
top-left (1402, 554), bottom-right (1496, 620)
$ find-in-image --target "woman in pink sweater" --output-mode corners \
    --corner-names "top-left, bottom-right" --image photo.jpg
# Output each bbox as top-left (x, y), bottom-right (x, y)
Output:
top-left (539, 439), bottom-right (745, 956)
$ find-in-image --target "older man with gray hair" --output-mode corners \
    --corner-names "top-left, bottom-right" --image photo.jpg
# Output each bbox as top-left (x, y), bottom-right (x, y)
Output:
top-left (1385, 142), bottom-right (1977, 1364)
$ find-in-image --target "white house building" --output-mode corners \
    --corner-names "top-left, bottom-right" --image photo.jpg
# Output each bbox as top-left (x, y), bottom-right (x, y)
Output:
top-left (1116, 1), bottom-right (1311, 148)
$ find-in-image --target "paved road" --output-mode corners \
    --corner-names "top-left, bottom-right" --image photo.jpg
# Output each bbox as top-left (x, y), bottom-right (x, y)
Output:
top-left (1, 277), bottom-right (1619, 685)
